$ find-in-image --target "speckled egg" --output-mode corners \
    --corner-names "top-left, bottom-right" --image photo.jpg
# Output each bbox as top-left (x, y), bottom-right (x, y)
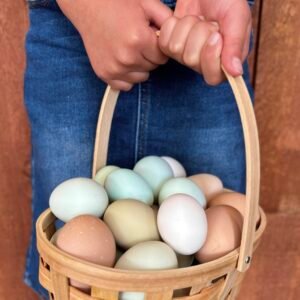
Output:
top-left (56, 215), bottom-right (116, 291)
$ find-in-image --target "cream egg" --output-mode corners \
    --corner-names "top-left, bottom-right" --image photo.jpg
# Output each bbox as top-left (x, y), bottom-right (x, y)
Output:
top-left (104, 199), bottom-right (160, 249)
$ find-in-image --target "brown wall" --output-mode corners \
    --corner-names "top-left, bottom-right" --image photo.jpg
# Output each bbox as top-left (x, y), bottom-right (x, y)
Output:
top-left (0, 0), bottom-right (299, 299)
top-left (0, 1), bottom-right (36, 299)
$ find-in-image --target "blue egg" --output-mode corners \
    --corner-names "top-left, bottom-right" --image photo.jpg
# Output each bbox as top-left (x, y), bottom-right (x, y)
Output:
top-left (105, 169), bottom-right (154, 205)
top-left (134, 156), bottom-right (173, 197)
top-left (158, 177), bottom-right (207, 208)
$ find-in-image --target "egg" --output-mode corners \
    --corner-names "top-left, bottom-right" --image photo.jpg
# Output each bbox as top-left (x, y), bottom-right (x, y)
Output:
top-left (94, 165), bottom-right (120, 186)
top-left (157, 194), bottom-right (207, 255)
top-left (49, 177), bottom-right (108, 222)
top-left (208, 191), bottom-right (260, 224)
top-left (50, 229), bottom-right (61, 245)
top-left (189, 173), bottom-right (223, 200)
top-left (104, 199), bottom-right (160, 249)
top-left (116, 240), bottom-right (178, 300)
top-left (161, 156), bottom-right (186, 177)
top-left (195, 205), bottom-right (242, 263)
top-left (105, 169), bottom-right (154, 205)
top-left (133, 156), bottom-right (173, 197)
top-left (158, 178), bottom-right (206, 208)
top-left (115, 241), bottom-right (178, 270)
top-left (56, 215), bottom-right (116, 291)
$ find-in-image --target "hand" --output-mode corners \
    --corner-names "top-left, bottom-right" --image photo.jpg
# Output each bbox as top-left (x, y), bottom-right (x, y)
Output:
top-left (172, 0), bottom-right (252, 83)
top-left (57, 0), bottom-right (172, 91)
top-left (159, 16), bottom-right (223, 85)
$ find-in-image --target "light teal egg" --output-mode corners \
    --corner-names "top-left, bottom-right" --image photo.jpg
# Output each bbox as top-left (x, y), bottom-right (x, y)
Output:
top-left (94, 165), bottom-right (120, 186)
top-left (133, 156), bottom-right (173, 197)
top-left (158, 178), bottom-right (207, 208)
top-left (105, 169), bottom-right (154, 205)
top-left (49, 177), bottom-right (109, 222)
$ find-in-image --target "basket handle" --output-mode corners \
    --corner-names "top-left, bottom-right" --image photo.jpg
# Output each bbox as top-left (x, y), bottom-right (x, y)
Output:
top-left (92, 68), bottom-right (260, 273)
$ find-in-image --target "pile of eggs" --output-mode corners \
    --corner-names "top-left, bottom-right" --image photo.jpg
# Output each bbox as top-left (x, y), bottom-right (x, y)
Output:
top-left (49, 156), bottom-right (256, 296)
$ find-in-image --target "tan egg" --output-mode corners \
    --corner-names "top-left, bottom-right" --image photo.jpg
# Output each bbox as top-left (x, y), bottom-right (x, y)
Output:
top-left (56, 215), bottom-right (116, 291)
top-left (104, 199), bottom-right (160, 249)
top-left (195, 206), bottom-right (242, 263)
top-left (189, 174), bottom-right (223, 201)
top-left (208, 191), bottom-right (260, 224)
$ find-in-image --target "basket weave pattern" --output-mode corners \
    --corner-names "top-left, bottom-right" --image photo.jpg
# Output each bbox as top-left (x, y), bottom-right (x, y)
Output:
top-left (36, 71), bottom-right (266, 300)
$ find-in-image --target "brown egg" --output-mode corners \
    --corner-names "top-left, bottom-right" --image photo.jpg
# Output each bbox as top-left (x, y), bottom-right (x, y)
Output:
top-left (195, 206), bottom-right (242, 263)
top-left (56, 215), bottom-right (116, 291)
top-left (208, 191), bottom-right (260, 224)
top-left (189, 174), bottom-right (223, 200)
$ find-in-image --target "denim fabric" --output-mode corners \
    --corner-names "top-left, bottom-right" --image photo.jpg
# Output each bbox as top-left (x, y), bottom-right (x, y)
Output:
top-left (24, 3), bottom-right (254, 299)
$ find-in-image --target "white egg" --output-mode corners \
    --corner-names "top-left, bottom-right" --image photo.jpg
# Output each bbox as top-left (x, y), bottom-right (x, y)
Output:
top-left (161, 156), bottom-right (186, 177)
top-left (157, 194), bottom-right (207, 255)
top-left (49, 177), bottom-right (108, 222)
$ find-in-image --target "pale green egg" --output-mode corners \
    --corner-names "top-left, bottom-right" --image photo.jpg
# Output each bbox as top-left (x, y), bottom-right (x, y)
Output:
top-left (134, 156), bottom-right (173, 197)
top-left (158, 178), bottom-right (207, 208)
top-left (94, 165), bottom-right (120, 186)
top-left (105, 169), bottom-right (154, 205)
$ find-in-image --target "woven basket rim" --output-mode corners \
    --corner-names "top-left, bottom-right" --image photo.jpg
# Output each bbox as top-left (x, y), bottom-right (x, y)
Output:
top-left (37, 206), bottom-right (266, 285)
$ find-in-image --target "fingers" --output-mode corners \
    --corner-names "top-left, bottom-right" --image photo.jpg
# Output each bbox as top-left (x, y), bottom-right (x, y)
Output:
top-left (108, 71), bottom-right (149, 91)
top-left (173, 0), bottom-right (201, 19)
top-left (141, 0), bottom-right (173, 28)
top-left (141, 28), bottom-right (169, 65)
top-left (220, 1), bottom-right (251, 76)
top-left (109, 80), bottom-right (133, 91)
top-left (182, 21), bottom-right (218, 71)
top-left (200, 32), bottom-right (224, 85)
top-left (162, 16), bottom-right (200, 62)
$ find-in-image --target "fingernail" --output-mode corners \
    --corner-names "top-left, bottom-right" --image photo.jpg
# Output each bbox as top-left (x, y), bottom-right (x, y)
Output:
top-left (198, 15), bottom-right (205, 21)
top-left (208, 32), bottom-right (220, 46)
top-left (232, 57), bottom-right (243, 74)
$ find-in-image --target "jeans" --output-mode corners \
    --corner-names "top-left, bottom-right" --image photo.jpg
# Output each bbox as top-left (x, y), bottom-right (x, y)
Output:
top-left (24, 1), bottom-right (254, 298)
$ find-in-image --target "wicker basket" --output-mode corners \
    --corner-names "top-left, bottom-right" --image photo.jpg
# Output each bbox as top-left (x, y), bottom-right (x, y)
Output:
top-left (36, 70), bottom-right (267, 300)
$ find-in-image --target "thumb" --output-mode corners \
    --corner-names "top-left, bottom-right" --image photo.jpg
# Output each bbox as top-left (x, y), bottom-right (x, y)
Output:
top-left (142, 0), bottom-right (173, 28)
top-left (220, 2), bottom-right (251, 76)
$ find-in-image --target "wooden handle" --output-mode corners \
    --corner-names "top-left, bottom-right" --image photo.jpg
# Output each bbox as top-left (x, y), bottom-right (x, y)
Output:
top-left (92, 69), bottom-right (260, 273)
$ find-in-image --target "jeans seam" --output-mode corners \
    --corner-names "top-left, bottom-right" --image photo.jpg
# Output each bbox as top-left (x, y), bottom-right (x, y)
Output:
top-left (138, 80), bottom-right (151, 158)
top-left (134, 84), bottom-right (142, 163)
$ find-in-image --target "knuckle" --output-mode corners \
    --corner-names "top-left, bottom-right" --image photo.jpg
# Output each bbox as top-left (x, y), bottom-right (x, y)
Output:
top-left (169, 41), bottom-right (184, 55)
top-left (128, 30), bottom-right (145, 48)
top-left (118, 50), bottom-right (136, 66)
top-left (182, 53), bottom-right (198, 68)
